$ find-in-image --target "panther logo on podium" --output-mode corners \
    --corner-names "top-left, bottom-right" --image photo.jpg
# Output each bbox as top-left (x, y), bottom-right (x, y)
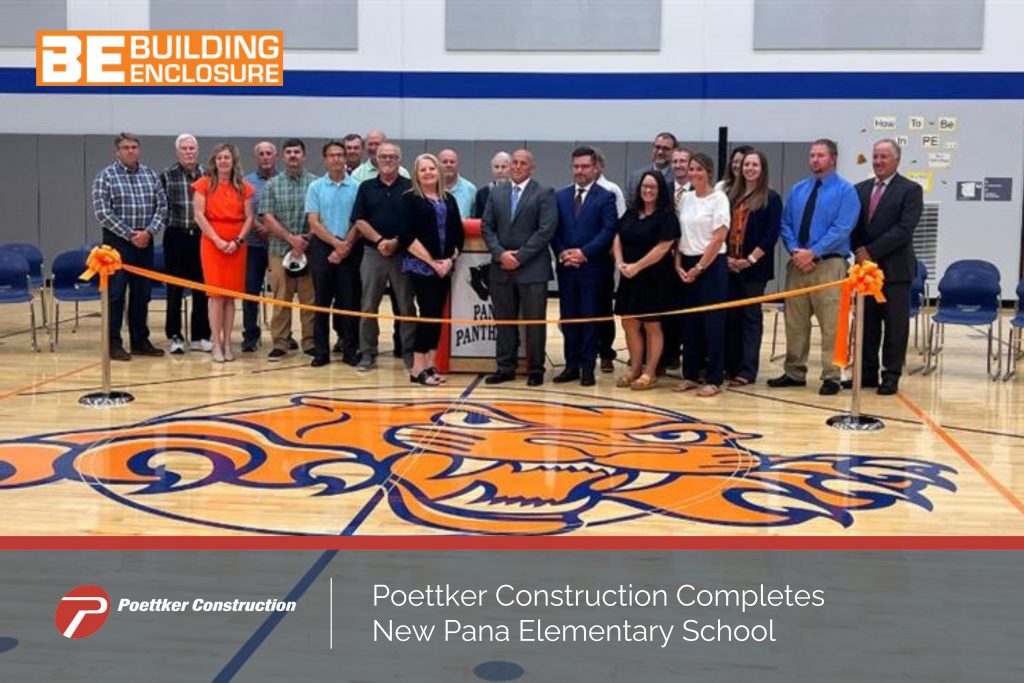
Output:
top-left (0, 394), bottom-right (956, 535)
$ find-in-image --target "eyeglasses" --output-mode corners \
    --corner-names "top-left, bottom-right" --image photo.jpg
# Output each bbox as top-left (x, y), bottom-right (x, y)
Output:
top-left (377, 154), bottom-right (399, 161)
top-left (653, 145), bottom-right (674, 152)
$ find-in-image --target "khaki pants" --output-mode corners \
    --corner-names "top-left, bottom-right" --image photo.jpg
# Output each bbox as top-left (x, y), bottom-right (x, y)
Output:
top-left (269, 255), bottom-right (315, 352)
top-left (783, 258), bottom-right (847, 382)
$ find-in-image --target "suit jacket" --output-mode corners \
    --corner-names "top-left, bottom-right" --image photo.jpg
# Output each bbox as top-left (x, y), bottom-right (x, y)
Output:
top-left (481, 178), bottom-right (558, 284)
top-left (852, 173), bottom-right (923, 283)
top-left (474, 183), bottom-right (492, 219)
top-left (552, 182), bottom-right (617, 276)
top-left (399, 192), bottom-right (464, 260)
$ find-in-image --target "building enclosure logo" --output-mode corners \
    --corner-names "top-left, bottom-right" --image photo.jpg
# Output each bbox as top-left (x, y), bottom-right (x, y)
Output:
top-left (36, 31), bottom-right (284, 87)
top-left (55, 585), bottom-right (110, 639)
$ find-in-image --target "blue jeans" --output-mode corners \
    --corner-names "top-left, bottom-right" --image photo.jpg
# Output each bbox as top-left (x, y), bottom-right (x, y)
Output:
top-left (243, 245), bottom-right (268, 345)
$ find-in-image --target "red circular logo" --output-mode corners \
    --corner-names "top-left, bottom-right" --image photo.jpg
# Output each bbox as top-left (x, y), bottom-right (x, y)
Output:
top-left (54, 585), bottom-right (110, 639)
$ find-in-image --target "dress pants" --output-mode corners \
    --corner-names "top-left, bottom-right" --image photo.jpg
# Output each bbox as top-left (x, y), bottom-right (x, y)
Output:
top-left (103, 232), bottom-right (153, 351)
top-left (359, 248), bottom-right (415, 361)
top-left (862, 280), bottom-right (910, 385)
top-left (410, 273), bottom-right (449, 353)
top-left (680, 254), bottom-right (727, 386)
top-left (242, 244), bottom-right (269, 346)
top-left (163, 227), bottom-right (209, 342)
top-left (557, 265), bottom-right (601, 373)
top-left (596, 260), bottom-right (617, 360)
top-left (268, 254), bottom-right (315, 352)
top-left (725, 276), bottom-right (768, 382)
top-left (782, 258), bottom-right (847, 383)
top-left (310, 238), bottom-right (362, 359)
top-left (491, 277), bottom-right (547, 375)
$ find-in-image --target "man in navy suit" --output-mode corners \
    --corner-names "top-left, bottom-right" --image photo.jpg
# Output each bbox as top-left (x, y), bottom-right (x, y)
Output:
top-left (552, 146), bottom-right (618, 386)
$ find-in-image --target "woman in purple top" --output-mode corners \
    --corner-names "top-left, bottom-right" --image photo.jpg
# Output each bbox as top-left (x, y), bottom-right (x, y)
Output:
top-left (400, 153), bottom-right (464, 386)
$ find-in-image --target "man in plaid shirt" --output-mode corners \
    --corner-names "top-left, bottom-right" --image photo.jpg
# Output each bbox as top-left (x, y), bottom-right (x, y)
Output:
top-left (160, 134), bottom-right (211, 355)
top-left (92, 132), bottom-right (168, 361)
top-left (262, 138), bottom-right (318, 360)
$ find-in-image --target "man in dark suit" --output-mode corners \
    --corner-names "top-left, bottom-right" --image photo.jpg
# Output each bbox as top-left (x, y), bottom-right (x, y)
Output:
top-left (852, 139), bottom-right (923, 395)
top-left (552, 146), bottom-right (618, 386)
top-left (481, 149), bottom-right (558, 386)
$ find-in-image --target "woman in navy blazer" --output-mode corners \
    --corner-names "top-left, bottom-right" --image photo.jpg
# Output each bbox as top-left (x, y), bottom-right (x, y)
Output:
top-left (724, 149), bottom-right (782, 385)
top-left (400, 153), bottom-right (464, 386)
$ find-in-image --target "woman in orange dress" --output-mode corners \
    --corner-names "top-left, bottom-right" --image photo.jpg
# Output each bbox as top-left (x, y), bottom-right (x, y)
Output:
top-left (192, 143), bottom-right (254, 363)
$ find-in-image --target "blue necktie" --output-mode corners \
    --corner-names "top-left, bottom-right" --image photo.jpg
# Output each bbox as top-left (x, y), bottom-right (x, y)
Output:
top-left (510, 185), bottom-right (521, 217)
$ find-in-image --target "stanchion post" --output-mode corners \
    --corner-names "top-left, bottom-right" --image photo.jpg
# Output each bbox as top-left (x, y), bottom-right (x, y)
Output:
top-left (827, 290), bottom-right (884, 431)
top-left (79, 268), bottom-right (134, 408)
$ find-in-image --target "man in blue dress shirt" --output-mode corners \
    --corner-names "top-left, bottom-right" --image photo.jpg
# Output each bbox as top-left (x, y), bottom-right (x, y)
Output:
top-left (768, 138), bottom-right (860, 396)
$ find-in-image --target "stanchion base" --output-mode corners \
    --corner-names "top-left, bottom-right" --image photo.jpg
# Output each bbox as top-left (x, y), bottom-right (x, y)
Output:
top-left (79, 391), bottom-right (135, 408)
top-left (826, 414), bottom-right (885, 431)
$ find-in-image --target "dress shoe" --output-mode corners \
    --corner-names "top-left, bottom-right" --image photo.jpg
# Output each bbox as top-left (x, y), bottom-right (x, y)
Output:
top-left (342, 354), bottom-right (359, 367)
top-left (841, 378), bottom-right (878, 390)
top-left (819, 379), bottom-right (841, 396)
top-left (131, 342), bottom-right (165, 357)
top-left (485, 371), bottom-right (516, 385)
top-left (310, 355), bottom-right (330, 368)
top-left (527, 373), bottom-right (544, 387)
top-left (767, 374), bottom-right (806, 388)
top-left (580, 370), bottom-right (596, 387)
top-left (599, 357), bottom-right (615, 373)
top-left (288, 338), bottom-right (299, 350)
top-left (110, 347), bottom-right (131, 362)
top-left (241, 340), bottom-right (258, 353)
top-left (552, 368), bottom-right (580, 384)
top-left (877, 380), bottom-right (899, 396)
top-left (303, 348), bottom-right (317, 357)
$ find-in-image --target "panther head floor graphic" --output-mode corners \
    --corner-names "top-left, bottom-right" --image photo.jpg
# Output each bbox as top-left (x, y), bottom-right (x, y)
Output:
top-left (0, 393), bottom-right (957, 535)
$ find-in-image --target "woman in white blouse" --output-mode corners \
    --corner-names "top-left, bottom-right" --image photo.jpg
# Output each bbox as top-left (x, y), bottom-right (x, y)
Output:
top-left (674, 153), bottom-right (730, 397)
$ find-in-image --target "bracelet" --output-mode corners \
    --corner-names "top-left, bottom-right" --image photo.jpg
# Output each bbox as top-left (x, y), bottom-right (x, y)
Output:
top-left (747, 253), bottom-right (758, 264)
top-left (374, 237), bottom-right (384, 247)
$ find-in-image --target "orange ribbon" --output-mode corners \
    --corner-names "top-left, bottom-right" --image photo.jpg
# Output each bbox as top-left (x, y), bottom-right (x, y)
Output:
top-left (833, 261), bottom-right (887, 367)
top-left (80, 245), bottom-right (123, 290)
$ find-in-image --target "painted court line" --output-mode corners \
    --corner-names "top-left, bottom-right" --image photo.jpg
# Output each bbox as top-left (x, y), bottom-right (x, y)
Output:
top-left (898, 392), bottom-right (1024, 518)
top-left (0, 361), bottom-right (99, 402)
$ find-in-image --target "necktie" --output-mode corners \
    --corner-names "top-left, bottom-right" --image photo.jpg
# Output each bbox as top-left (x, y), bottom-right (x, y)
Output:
top-left (797, 179), bottom-right (822, 247)
top-left (510, 185), bottom-right (521, 217)
top-left (868, 179), bottom-right (885, 221)
top-left (574, 187), bottom-right (585, 218)
top-left (674, 184), bottom-right (685, 209)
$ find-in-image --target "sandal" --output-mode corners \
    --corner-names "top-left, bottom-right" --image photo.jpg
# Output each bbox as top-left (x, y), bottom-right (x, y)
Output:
top-left (630, 373), bottom-right (657, 391)
top-left (696, 384), bottom-right (722, 397)
top-left (728, 376), bottom-right (750, 387)
top-left (426, 367), bottom-right (448, 383)
top-left (671, 379), bottom-right (700, 393)
top-left (616, 369), bottom-right (640, 388)
top-left (414, 369), bottom-right (442, 386)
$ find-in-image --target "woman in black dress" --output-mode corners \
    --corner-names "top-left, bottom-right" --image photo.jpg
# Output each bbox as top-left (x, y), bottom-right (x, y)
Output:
top-left (612, 170), bottom-right (681, 390)
top-left (400, 153), bottom-right (464, 386)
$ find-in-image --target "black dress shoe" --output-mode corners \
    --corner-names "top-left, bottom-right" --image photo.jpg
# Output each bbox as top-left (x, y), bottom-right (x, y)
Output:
top-left (841, 378), bottom-right (878, 389)
top-left (342, 354), bottom-right (359, 367)
top-left (599, 357), bottom-right (615, 373)
top-left (310, 355), bottom-right (330, 367)
top-left (767, 374), bottom-right (806, 388)
top-left (303, 348), bottom-right (317, 357)
top-left (552, 369), bottom-right (581, 384)
top-left (580, 370), bottom-right (596, 387)
top-left (485, 371), bottom-right (516, 385)
top-left (877, 380), bottom-right (899, 396)
top-left (527, 373), bottom-right (544, 387)
top-left (819, 379), bottom-right (841, 396)
top-left (241, 341), bottom-right (258, 353)
top-left (131, 342), bottom-right (165, 357)
top-left (110, 347), bottom-right (131, 362)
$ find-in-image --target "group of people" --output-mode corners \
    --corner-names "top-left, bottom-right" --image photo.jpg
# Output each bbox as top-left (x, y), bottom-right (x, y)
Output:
top-left (90, 128), bottom-right (921, 396)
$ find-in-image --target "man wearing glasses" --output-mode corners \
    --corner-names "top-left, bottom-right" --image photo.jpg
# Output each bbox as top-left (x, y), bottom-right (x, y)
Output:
top-left (626, 132), bottom-right (677, 204)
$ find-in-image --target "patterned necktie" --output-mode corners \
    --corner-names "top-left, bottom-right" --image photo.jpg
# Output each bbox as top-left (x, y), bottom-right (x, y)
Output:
top-left (674, 184), bottom-right (685, 209)
top-left (574, 187), bottom-right (585, 218)
top-left (510, 185), bottom-right (521, 217)
top-left (797, 179), bottom-right (822, 247)
top-left (868, 179), bottom-right (885, 221)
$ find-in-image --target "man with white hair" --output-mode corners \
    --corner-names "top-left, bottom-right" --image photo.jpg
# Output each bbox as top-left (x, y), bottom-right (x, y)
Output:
top-left (160, 133), bottom-right (210, 354)
top-left (351, 129), bottom-right (409, 182)
top-left (474, 151), bottom-right (511, 218)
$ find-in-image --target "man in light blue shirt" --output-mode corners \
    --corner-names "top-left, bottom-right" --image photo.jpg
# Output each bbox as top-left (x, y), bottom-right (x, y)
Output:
top-left (306, 140), bottom-right (363, 367)
top-left (769, 138), bottom-right (860, 395)
top-left (438, 148), bottom-right (478, 218)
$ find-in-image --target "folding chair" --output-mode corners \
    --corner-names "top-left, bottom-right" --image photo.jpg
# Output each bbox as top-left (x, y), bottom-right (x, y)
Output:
top-left (0, 242), bottom-right (47, 326)
top-left (49, 249), bottom-right (100, 351)
top-left (922, 259), bottom-right (1001, 380)
top-left (0, 251), bottom-right (40, 351)
top-left (1003, 277), bottom-right (1024, 381)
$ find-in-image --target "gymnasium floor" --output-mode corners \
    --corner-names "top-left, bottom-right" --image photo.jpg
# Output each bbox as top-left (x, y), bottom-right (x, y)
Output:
top-left (0, 297), bottom-right (1022, 536)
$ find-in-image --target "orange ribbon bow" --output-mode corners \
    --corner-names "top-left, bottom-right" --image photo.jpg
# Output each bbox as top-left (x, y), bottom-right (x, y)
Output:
top-left (833, 260), bottom-right (887, 367)
top-left (80, 245), bottom-right (123, 290)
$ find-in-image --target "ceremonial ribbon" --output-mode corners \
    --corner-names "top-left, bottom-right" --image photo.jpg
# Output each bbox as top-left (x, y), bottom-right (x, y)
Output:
top-left (833, 261), bottom-right (887, 368)
top-left (80, 245), bottom-right (124, 290)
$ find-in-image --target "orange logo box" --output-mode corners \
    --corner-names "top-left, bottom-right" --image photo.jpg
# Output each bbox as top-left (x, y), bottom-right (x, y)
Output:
top-left (36, 31), bottom-right (284, 87)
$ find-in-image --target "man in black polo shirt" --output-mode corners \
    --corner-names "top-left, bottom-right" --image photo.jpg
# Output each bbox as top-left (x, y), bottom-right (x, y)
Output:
top-left (353, 142), bottom-right (415, 372)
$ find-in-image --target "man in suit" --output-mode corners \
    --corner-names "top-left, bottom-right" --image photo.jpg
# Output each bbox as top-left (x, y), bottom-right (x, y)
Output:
top-left (481, 149), bottom-right (558, 386)
top-left (626, 132), bottom-right (676, 203)
top-left (552, 146), bottom-right (618, 386)
top-left (851, 139), bottom-right (923, 395)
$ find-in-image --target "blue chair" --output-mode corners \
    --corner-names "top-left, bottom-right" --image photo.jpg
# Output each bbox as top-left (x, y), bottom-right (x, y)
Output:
top-left (0, 242), bottom-right (47, 326)
top-left (48, 249), bottom-right (100, 351)
top-left (905, 261), bottom-right (929, 375)
top-left (0, 250), bottom-right (39, 351)
top-left (922, 259), bottom-right (1002, 380)
top-left (1003, 277), bottom-right (1024, 381)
